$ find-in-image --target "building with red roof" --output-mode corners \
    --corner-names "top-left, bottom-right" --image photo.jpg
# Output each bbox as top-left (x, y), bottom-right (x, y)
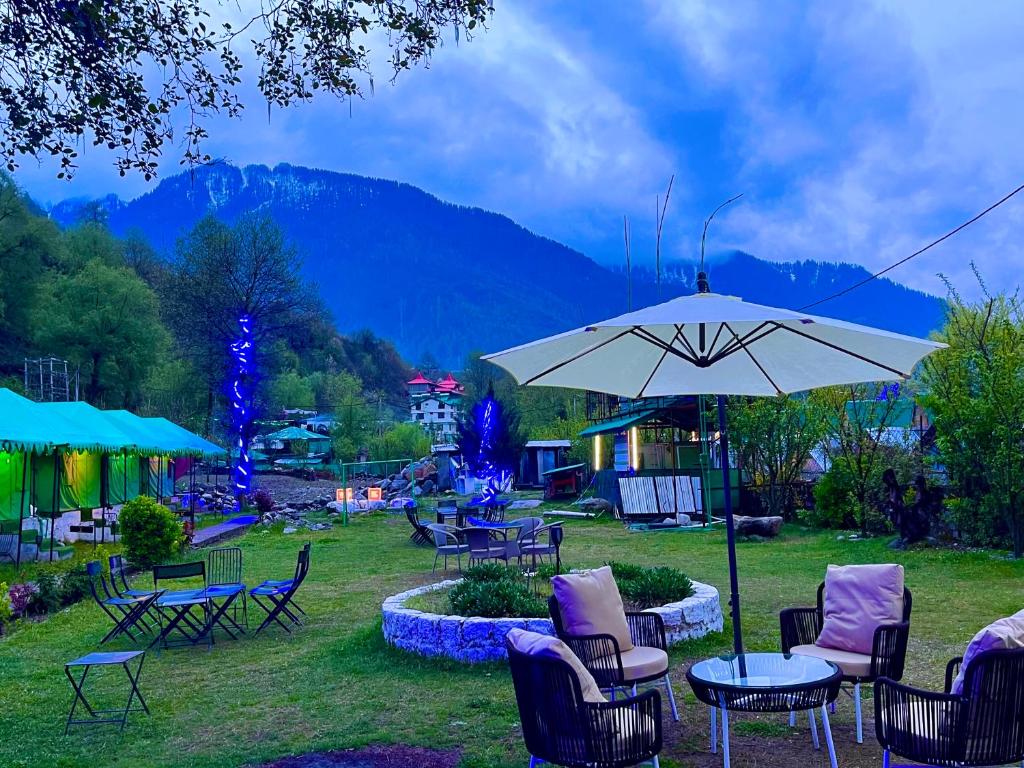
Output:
top-left (408, 373), bottom-right (465, 442)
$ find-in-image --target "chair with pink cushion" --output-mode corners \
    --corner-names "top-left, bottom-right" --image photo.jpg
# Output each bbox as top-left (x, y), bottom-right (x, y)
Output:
top-left (547, 565), bottom-right (679, 722)
top-left (875, 610), bottom-right (1024, 767)
top-left (506, 628), bottom-right (663, 768)
top-left (780, 564), bottom-right (912, 743)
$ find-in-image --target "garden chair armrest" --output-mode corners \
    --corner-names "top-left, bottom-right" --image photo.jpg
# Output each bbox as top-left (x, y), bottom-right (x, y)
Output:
top-left (625, 611), bottom-right (668, 651)
top-left (944, 656), bottom-right (964, 693)
top-left (561, 632), bottom-right (625, 688)
top-left (871, 621), bottom-right (910, 680)
top-left (779, 606), bottom-right (821, 652)
top-left (583, 688), bottom-right (663, 764)
top-left (874, 676), bottom-right (965, 761)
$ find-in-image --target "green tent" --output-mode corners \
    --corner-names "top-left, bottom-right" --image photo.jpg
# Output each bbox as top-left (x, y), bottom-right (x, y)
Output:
top-left (140, 417), bottom-right (225, 458)
top-left (106, 453), bottom-right (144, 505)
top-left (33, 450), bottom-right (103, 513)
top-left (0, 451), bottom-right (26, 528)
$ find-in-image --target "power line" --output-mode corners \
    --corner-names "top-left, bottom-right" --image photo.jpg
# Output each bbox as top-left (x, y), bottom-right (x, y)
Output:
top-left (799, 182), bottom-right (1024, 312)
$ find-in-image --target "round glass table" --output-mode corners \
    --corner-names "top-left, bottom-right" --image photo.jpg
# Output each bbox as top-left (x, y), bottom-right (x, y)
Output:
top-left (686, 652), bottom-right (842, 768)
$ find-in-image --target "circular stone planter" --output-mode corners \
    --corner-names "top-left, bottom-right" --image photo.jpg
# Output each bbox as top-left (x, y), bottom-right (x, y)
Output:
top-left (382, 579), bottom-right (724, 664)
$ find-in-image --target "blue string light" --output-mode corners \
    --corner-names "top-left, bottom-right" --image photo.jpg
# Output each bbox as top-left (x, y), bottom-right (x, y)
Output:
top-left (230, 314), bottom-right (254, 497)
top-left (471, 393), bottom-right (511, 505)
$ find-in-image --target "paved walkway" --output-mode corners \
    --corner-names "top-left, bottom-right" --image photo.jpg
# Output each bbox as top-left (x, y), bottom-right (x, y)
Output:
top-left (191, 514), bottom-right (258, 548)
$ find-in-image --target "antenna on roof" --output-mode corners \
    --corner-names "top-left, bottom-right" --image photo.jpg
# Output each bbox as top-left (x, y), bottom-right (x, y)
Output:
top-left (698, 193), bottom-right (743, 293)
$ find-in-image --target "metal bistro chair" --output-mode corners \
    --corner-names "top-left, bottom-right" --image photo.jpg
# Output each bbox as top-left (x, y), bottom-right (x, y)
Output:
top-left (507, 633), bottom-right (663, 768)
top-left (875, 646), bottom-right (1024, 767)
top-left (519, 522), bottom-right (562, 570)
top-left (427, 524), bottom-right (469, 574)
top-left (464, 526), bottom-right (509, 567)
top-left (405, 506), bottom-right (433, 546)
top-left (108, 554), bottom-right (156, 599)
top-left (206, 546), bottom-right (248, 636)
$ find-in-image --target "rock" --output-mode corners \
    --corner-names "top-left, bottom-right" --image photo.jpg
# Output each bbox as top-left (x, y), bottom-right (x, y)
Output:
top-left (732, 515), bottom-right (783, 538)
top-left (282, 526), bottom-right (298, 534)
top-left (509, 499), bottom-right (542, 510)
top-left (575, 497), bottom-right (614, 515)
top-left (675, 513), bottom-right (691, 526)
top-left (421, 479), bottom-right (435, 495)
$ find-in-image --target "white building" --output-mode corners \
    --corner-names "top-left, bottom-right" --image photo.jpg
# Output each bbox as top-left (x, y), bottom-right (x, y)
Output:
top-left (408, 372), bottom-right (464, 442)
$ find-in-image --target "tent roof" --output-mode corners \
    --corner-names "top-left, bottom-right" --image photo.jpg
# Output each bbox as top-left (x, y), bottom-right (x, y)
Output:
top-left (0, 389), bottom-right (129, 454)
top-left (142, 417), bottom-right (225, 457)
top-left (44, 401), bottom-right (167, 455)
top-left (263, 426), bottom-right (329, 442)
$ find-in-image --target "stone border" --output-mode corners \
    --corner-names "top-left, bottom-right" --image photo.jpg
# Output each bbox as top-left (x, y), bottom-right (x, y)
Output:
top-left (382, 578), bottom-right (723, 664)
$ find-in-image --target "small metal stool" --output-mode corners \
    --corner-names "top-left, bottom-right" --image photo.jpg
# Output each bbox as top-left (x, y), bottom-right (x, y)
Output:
top-left (64, 650), bottom-right (149, 734)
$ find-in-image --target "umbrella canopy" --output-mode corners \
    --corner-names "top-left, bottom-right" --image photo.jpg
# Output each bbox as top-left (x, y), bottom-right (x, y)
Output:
top-left (483, 292), bottom-right (945, 397)
top-left (484, 289), bottom-right (946, 653)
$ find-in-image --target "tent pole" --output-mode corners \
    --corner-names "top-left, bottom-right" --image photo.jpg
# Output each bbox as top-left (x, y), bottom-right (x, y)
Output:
top-left (15, 451), bottom-right (28, 568)
top-left (717, 395), bottom-right (743, 655)
top-left (50, 447), bottom-right (60, 560)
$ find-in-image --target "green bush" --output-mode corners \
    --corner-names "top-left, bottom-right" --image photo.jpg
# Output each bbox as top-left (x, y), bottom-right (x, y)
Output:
top-left (449, 576), bottom-right (547, 619)
top-left (462, 562), bottom-right (523, 583)
top-left (608, 562), bottom-right (694, 609)
top-left (27, 559), bottom-right (103, 614)
top-left (119, 496), bottom-right (184, 568)
top-left (809, 465), bottom-right (858, 529)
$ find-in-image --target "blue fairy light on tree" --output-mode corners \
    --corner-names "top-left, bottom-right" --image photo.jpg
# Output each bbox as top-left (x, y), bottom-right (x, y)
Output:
top-left (230, 314), bottom-right (256, 498)
top-left (458, 385), bottom-right (522, 504)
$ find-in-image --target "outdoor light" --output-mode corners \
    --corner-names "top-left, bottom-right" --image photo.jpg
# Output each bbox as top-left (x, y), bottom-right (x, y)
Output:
top-left (630, 426), bottom-right (640, 470)
top-left (335, 487), bottom-right (354, 502)
top-left (367, 487), bottom-right (382, 501)
top-left (230, 314), bottom-right (255, 496)
top-left (593, 434), bottom-right (601, 471)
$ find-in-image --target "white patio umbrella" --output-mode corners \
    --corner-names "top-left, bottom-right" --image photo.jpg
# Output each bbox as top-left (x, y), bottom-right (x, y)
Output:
top-left (483, 286), bottom-right (946, 653)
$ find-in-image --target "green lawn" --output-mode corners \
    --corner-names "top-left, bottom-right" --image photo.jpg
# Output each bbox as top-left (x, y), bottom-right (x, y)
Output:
top-left (1, 509), bottom-right (1022, 768)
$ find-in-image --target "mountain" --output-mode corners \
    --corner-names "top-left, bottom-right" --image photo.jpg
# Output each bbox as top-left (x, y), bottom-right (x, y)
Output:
top-left (49, 163), bottom-right (945, 366)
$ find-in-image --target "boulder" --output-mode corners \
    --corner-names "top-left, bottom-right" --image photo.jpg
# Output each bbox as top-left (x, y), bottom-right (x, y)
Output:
top-left (732, 515), bottom-right (783, 538)
top-left (575, 497), bottom-right (614, 515)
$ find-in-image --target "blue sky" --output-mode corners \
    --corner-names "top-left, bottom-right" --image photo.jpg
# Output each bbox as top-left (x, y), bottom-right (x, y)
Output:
top-left (15, 1), bottom-right (1024, 300)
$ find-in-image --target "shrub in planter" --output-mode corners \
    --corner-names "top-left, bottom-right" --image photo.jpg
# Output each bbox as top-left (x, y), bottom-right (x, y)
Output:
top-left (608, 562), bottom-right (694, 609)
top-left (120, 496), bottom-right (184, 568)
top-left (462, 563), bottom-right (523, 583)
top-left (449, 569), bottom-right (547, 618)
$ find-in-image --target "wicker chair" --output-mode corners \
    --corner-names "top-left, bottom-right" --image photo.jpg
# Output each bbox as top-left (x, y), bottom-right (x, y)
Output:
top-left (507, 635), bottom-right (663, 768)
top-left (426, 524), bottom-right (469, 573)
top-left (875, 647), bottom-right (1024, 767)
top-left (780, 581), bottom-right (911, 743)
top-left (549, 593), bottom-right (679, 721)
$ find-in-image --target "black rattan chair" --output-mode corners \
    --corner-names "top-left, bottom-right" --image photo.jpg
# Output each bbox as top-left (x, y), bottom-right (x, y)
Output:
top-left (780, 581), bottom-right (911, 743)
top-left (426, 524), bottom-right (469, 573)
top-left (507, 635), bottom-right (663, 768)
top-left (875, 647), bottom-right (1024, 767)
top-left (549, 593), bottom-right (679, 721)
top-left (464, 526), bottom-right (508, 567)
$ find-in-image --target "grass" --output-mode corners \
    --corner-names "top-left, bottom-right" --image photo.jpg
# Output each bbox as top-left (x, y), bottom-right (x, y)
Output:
top-left (2, 506), bottom-right (1023, 768)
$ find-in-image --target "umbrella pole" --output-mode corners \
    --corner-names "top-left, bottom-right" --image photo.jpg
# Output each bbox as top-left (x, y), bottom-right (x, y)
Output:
top-left (717, 395), bottom-right (743, 654)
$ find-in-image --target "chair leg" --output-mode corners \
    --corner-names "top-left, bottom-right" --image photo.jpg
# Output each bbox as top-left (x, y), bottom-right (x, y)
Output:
top-left (789, 709), bottom-right (796, 727)
top-left (432, 552), bottom-right (439, 574)
top-left (528, 756), bottom-right (541, 767)
top-left (650, 757), bottom-right (660, 768)
top-left (882, 749), bottom-right (890, 768)
top-left (710, 706), bottom-right (717, 753)
top-left (808, 707), bottom-right (820, 750)
top-left (854, 682), bottom-right (863, 743)
top-left (821, 704), bottom-right (838, 768)
top-left (663, 674), bottom-right (679, 721)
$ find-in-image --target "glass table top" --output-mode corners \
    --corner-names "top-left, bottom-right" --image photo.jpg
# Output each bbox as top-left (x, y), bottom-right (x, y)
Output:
top-left (688, 652), bottom-right (839, 690)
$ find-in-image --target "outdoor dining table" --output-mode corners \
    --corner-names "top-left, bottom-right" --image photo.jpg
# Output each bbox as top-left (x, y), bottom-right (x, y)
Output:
top-left (686, 652), bottom-right (842, 768)
top-left (150, 584), bottom-right (246, 649)
top-left (464, 516), bottom-right (522, 559)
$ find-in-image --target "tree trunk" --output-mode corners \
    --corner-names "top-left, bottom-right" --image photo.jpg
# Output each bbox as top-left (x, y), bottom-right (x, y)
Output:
top-left (87, 353), bottom-right (102, 403)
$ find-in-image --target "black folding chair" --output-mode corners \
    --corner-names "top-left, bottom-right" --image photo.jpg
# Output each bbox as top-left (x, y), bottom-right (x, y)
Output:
top-left (151, 562), bottom-right (213, 650)
top-left (249, 543), bottom-right (310, 635)
top-left (86, 561), bottom-right (161, 644)
top-left (205, 546), bottom-right (247, 635)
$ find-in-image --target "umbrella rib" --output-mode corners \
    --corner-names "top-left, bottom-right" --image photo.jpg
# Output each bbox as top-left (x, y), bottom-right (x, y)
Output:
top-left (629, 327), bottom-right (699, 364)
top-left (637, 325), bottom-right (684, 398)
top-left (521, 326), bottom-right (638, 386)
top-left (771, 322), bottom-right (910, 378)
top-left (721, 322), bottom-right (784, 394)
top-left (710, 322), bottom-right (777, 363)
top-left (705, 322), bottom-right (727, 358)
top-left (676, 326), bottom-right (701, 359)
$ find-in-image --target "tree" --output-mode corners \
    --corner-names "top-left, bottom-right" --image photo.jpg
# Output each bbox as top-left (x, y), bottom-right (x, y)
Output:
top-left (814, 384), bottom-right (918, 536)
top-left (920, 286), bottom-right (1024, 556)
top-left (368, 422), bottom-right (431, 462)
top-left (458, 385), bottom-right (523, 477)
top-left (0, 1), bottom-right (492, 178)
top-left (268, 371), bottom-right (315, 414)
top-left (729, 394), bottom-right (826, 518)
top-left (165, 213), bottom-right (316, 432)
top-left (32, 259), bottom-right (170, 406)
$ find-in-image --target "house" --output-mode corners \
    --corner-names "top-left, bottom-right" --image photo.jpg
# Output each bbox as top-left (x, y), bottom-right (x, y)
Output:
top-left (519, 440), bottom-right (571, 487)
top-left (407, 372), bottom-right (465, 443)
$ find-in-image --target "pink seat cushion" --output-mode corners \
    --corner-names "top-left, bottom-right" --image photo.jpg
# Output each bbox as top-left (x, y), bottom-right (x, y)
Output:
top-left (551, 566), bottom-right (634, 653)
top-left (815, 564), bottom-right (905, 656)
top-left (950, 609), bottom-right (1024, 695)
top-left (507, 628), bottom-right (607, 703)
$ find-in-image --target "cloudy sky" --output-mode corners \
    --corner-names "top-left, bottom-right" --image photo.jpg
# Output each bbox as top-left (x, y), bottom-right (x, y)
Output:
top-left (15, 1), bottom-right (1024, 299)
